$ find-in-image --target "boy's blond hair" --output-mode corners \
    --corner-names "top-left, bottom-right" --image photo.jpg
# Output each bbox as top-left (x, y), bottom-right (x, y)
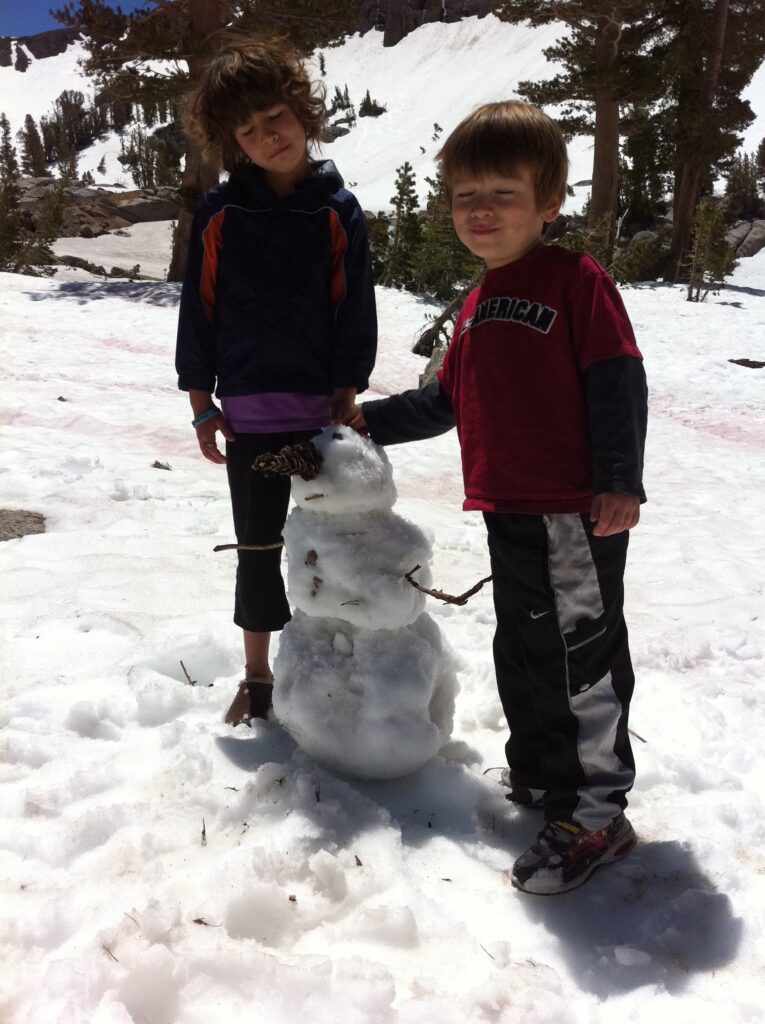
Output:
top-left (187, 35), bottom-right (326, 173)
top-left (437, 100), bottom-right (568, 209)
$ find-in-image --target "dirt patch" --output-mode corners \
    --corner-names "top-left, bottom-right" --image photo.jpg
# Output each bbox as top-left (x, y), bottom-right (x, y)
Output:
top-left (0, 509), bottom-right (46, 542)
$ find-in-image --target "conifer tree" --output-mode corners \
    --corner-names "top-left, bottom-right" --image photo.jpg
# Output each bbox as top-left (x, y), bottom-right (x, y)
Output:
top-left (55, 0), bottom-right (357, 281)
top-left (0, 114), bottom-right (65, 275)
top-left (756, 138), bottom-right (765, 192)
top-left (381, 161), bottom-right (421, 289)
top-left (686, 197), bottom-right (736, 300)
top-left (17, 115), bottom-right (48, 177)
top-left (724, 152), bottom-right (764, 221)
top-left (494, 1), bottom-right (663, 253)
top-left (664, 0), bottom-right (765, 279)
top-left (411, 174), bottom-right (482, 299)
top-left (0, 114), bottom-right (23, 271)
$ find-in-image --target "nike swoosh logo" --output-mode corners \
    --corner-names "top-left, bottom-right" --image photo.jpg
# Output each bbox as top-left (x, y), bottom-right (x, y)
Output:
top-left (530, 610), bottom-right (549, 619)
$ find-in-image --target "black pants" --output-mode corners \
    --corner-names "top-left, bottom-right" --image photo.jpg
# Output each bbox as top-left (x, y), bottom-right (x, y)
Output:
top-left (484, 511), bottom-right (636, 829)
top-left (226, 430), bottom-right (317, 633)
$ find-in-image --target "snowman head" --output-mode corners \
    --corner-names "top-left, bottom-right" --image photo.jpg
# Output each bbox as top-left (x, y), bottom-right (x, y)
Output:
top-left (291, 426), bottom-right (397, 514)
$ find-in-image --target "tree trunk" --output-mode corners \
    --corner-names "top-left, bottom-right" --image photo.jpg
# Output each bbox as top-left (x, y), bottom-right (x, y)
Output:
top-left (667, 0), bottom-right (730, 282)
top-left (167, 0), bottom-right (223, 282)
top-left (587, 6), bottom-right (623, 254)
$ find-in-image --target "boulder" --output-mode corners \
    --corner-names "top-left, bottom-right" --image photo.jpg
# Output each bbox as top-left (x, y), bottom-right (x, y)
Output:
top-left (19, 177), bottom-right (180, 238)
top-left (726, 220), bottom-right (752, 251)
top-left (737, 220), bottom-right (765, 259)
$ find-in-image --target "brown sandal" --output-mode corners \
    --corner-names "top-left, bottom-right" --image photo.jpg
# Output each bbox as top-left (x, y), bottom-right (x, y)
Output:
top-left (224, 676), bottom-right (274, 726)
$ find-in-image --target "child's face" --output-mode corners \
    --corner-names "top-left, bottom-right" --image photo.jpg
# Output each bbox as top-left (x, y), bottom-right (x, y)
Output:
top-left (234, 103), bottom-right (310, 194)
top-left (450, 166), bottom-right (561, 269)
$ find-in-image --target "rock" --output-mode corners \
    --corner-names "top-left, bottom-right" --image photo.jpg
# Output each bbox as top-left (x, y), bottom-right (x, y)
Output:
top-left (56, 255), bottom-right (108, 276)
top-left (726, 220), bottom-right (752, 251)
top-left (0, 509), bottom-right (45, 542)
top-left (0, 28), bottom-right (79, 69)
top-left (19, 177), bottom-right (180, 238)
top-left (737, 220), bottom-right (765, 259)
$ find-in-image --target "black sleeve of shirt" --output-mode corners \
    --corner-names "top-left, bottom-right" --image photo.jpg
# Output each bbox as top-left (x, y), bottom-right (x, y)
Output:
top-left (586, 355), bottom-right (648, 501)
top-left (362, 382), bottom-right (455, 446)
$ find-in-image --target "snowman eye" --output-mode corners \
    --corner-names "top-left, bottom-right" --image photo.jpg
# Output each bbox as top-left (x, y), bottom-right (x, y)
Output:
top-left (332, 432), bottom-right (344, 440)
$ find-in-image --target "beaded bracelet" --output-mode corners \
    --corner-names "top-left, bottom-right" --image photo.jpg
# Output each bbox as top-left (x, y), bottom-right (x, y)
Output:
top-left (191, 407), bottom-right (221, 428)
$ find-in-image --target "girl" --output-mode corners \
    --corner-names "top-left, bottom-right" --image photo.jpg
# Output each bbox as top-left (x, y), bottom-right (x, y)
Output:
top-left (176, 36), bottom-right (377, 725)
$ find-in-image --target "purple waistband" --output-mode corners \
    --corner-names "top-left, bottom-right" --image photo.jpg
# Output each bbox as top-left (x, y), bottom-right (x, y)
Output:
top-left (221, 393), bottom-right (332, 433)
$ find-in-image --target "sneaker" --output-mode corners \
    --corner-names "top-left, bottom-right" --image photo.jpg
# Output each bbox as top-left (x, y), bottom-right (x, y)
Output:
top-left (224, 676), bottom-right (274, 727)
top-left (484, 767), bottom-right (545, 808)
top-left (512, 813), bottom-right (637, 895)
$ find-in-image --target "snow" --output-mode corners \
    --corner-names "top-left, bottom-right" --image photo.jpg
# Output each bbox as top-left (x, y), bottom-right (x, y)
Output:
top-left (1, 14), bottom-right (765, 1024)
top-left (274, 425), bottom-right (456, 778)
top-left (2, 239), bottom-right (765, 1019)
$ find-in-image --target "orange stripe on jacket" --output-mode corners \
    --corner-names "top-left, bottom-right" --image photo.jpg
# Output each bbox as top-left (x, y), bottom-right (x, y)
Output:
top-left (200, 210), bottom-right (225, 321)
top-left (328, 209), bottom-right (348, 308)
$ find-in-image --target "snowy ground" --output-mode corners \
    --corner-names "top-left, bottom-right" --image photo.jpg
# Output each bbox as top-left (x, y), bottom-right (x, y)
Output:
top-left (1, 237), bottom-right (765, 1020)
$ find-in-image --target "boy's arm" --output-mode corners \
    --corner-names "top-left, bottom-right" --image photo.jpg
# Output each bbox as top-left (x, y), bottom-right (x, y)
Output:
top-left (360, 381), bottom-right (455, 445)
top-left (585, 354), bottom-right (647, 500)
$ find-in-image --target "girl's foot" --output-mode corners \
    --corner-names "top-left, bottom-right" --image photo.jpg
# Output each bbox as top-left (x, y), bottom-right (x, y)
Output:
top-left (224, 674), bottom-right (274, 726)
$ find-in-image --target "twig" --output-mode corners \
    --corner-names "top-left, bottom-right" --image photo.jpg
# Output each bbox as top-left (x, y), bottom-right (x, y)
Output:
top-left (405, 565), bottom-right (493, 606)
top-left (201, 819), bottom-right (207, 847)
top-left (180, 660), bottom-right (196, 686)
top-left (213, 541), bottom-right (283, 552)
top-left (628, 727), bottom-right (647, 744)
top-left (479, 943), bottom-right (496, 961)
top-left (102, 944), bottom-right (119, 962)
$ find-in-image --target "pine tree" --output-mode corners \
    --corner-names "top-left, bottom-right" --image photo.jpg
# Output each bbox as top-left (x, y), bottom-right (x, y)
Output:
top-left (0, 114), bottom-right (24, 271)
top-left (756, 138), bottom-right (765, 192)
top-left (380, 161), bottom-right (421, 289)
top-left (410, 174), bottom-right (482, 299)
top-left (724, 152), bottom-right (764, 221)
top-left (359, 90), bottom-right (386, 118)
top-left (686, 196), bottom-right (736, 300)
top-left (17, 115), bottom-right (48, 176)
top-left (664, 0), bottom-right (765, 279)
top-left (494, 1), bottom-right (664, 254)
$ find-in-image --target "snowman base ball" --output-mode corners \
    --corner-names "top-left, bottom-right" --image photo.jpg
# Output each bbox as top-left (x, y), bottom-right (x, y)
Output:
top-left (274, 611), bottom-right (457, 780)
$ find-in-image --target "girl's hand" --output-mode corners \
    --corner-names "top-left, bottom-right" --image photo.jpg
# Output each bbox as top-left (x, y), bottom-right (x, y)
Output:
top-left (196, 414), bottom-right (235, 464)
top-left (330, 386), bottom-right (357, 425)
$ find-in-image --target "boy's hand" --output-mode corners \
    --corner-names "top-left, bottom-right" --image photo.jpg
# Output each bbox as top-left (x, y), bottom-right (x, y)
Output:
top-left (590, 492), bottom-right (640, 536)
top-left (330, 386), bottom-right (357, 425)
top-left (341, 404), bottom-right (369, 436)
top-left (196, 414), bottom-right (235, 465)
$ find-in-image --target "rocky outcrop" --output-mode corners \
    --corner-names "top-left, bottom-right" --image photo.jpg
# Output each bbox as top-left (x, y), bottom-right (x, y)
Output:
top-left (355, 0), bottom-right (494, 46)
top-left (728, 219), bottom-right (765, 259)
top-left (19, 177), bottom-right (180, 239)
top-left (0, 27), bottom-right (79, 69)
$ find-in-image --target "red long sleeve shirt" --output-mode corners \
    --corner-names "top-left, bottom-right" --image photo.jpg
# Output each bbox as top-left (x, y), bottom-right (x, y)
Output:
top-left (439, 244), bottom-right (643, 514)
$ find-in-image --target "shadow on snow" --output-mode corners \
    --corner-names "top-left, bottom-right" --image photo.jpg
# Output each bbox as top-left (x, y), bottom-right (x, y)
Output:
top-left (216, 724), bottom-right (742, 997)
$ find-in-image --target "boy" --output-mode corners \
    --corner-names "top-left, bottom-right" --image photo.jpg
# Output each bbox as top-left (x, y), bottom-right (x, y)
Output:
top-left (343, 101), bottom-right (647, 895)
top-left (176, 37), bottom-right (377, 726)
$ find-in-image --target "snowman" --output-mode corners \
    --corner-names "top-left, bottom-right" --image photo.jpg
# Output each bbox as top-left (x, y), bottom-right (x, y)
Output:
top-left (255, 426), bottom-right (457, 780)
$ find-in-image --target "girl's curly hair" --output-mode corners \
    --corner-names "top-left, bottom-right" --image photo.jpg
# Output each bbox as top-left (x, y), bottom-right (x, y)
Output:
top-left (186, 35), bottom-right (326, 173)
